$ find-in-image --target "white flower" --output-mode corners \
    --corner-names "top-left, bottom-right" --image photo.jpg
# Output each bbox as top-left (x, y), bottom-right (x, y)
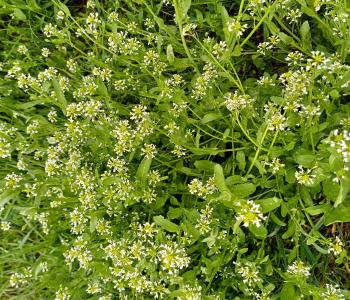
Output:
top-left (328, 236), bottom-right (344, 256)
top-left (295, 166), bottom-right (316, 186)
top-left (287, 260), bottom-right (310, 277)
top-left (236, 200), bottom-right (266, 227)
top-left (227, 19), bottom-right (248, 36)
top-left (41, 47), bottom-right (50, 57)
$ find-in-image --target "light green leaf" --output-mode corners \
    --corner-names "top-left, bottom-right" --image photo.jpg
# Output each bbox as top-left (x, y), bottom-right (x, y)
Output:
top-left (324, 202), bottom-right (350, 225)
top-left (166, 44), bottom-right (174, 64)
top-left (136, 157), bottom-right (152, 187)
top-left (249, 223), bottom-right (267, 239)
top-left (256, 197), bottom-right (282, 213)
top-left (153, 215), bottom-right (180, 233)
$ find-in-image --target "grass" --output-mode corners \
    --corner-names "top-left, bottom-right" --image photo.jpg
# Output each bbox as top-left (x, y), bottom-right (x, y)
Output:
top-left (0, 0), bottom-right (350, 299)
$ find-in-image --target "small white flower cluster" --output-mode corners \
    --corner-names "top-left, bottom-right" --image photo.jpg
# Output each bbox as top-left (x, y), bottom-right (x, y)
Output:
top-left (295, 166), bottom-right (316, 186)
top-left (182, 23), bottom-right (197, 36)
top-left (171, 144), bottom-right (187, 158)
top-left (236, 200), bottom-right (266, 228)
top-left (266, 158), bottom-right (285, 174)
top-left (192, 63), bottom-right (218, 100)
top-left (257, 35), bottom-right (280, 55)
top-left (5, 172), bottom-right (23, 189)
top-left (158, 244), bottom-right (191, 275)
top-left (9, 267), bottom-right (32, 288)
top-left (188, 177), bottom-right (216, 199)
top-left (1, 221), bottom-right (11, 231)
top-left (178, 284), bottom-right (202, 300)
top-left (328, 236), bottom-right (344, 256)
top-left (327, 129), bottom-right (350, 163)
top-left (196, 205), bottom-right (214, 235)
top-left (267, 112), bottom-right (287, 131)
top-left (212, 41), bottom-right (227, 59)
top-left (287, 260), bottom-right (310, 277)
top-left (64, 236), bottom-right (93, 270)
top-left (227, 19), bottom-right (248, 36)
top-left (55, 285), bottom-right (70, 300)
top-left (321, 284), bottom-right (345, 300)
top-left (224, 91), bottom-right (254, 112)
top-left (235, 261), bottom-right (262, 286)
top-left (286, 8), bottom-right (302, 24)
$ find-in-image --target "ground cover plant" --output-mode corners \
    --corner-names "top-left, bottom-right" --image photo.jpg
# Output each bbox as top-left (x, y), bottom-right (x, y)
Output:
top-left (0, 0), bottom-right (350, 298)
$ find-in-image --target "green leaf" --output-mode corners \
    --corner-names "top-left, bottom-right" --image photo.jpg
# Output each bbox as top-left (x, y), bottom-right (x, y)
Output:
top-left (282, 219), bottom-right (296, 239)
top-left (214, 164), bottom-right (229, 193)
top-left (294, 150), bottom-right (315, 167)
top-left (166, 44), bottom-right (174, 64)
top-left (304, 202), bottom-right (332, 216)
top-left (136, 157), bottom-right (152, 187)
top-left (201, 113), bottom-right (221, 124)
top-left (194, 160), bottom-right (216, 172)
top-left (52, 77), bottom-right (67, 114)
top-left (324, 202), bottom-right (350, 225)
top-left (334, 181), bottom-right (350, 207)
top-left (13, 8), bottom-right (26, 20)
top-left (256, 197), bottom-right (282, 213)
top-left (167, 207), bottom-right (183, 220)
top-left (300, 21), bottom-right (310, 46)
top-left (280, 283), bottom-right (295, 298)
top-left (323, 179), bottom-right (340, 202)
top-left (153, 215), bottom-right (180, 233)
top-left (230, 183), bottom-right (256, 198)
top-left (249, 223), bottom-right (267, 239)
top-left (271, 212), bottom-right (286, 226)
top-left (236, 150), bottom-right (246, 171)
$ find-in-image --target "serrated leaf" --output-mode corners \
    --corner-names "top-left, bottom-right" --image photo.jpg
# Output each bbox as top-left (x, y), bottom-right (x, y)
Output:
top-left (153, 215), bottom-right (180, 233)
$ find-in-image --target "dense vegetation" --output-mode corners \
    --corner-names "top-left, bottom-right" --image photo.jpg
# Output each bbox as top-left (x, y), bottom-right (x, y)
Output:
top-left (0, 0), bottom-right (350, 299)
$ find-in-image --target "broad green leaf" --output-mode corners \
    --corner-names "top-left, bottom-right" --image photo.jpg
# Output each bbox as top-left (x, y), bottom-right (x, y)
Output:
top-left (13, 8), bottom-right (26, 20)
top-left (256, 197), bottom-right (282, 213)
top-left (323, 179), bottom-right (340, 202)
top-left (280, 283), bottom-right (295, 298)
top-left (201, 113), bottom-right (221, 124)
top-left (194, 160), bottom-right (216, 172)
top-left (249, 224), bottom-right (267, 239)
top-left (304, 202), bottom-right (332, 216)
top-left (214, 164), bottom-right (229, 193)
top-left (324, 202), bottom-right (350, 225)
top-left (153, 215), bottom-right (180, 233)
top-left (230, 183), bottom-right (256, 198)
top-left (167, 207), bottom-right (183, 220)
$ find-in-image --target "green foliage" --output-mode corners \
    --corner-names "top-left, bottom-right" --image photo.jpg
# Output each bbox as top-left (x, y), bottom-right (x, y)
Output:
top-left (0, 0), bottom-right (350, 299)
